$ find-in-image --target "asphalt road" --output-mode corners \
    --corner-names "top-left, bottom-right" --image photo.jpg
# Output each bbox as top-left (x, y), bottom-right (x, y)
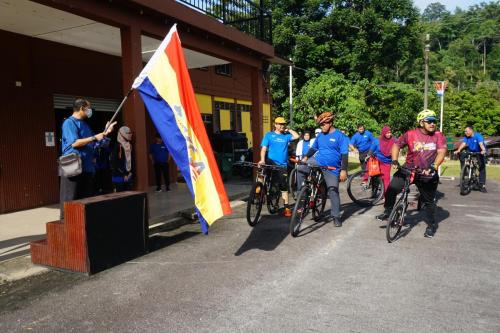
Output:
top-left (1, 179), bottom-right (499, 332)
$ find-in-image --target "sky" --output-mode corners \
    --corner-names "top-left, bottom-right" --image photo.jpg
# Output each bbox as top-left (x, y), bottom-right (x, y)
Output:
top-left (413, 0), bottom-right (487, 12)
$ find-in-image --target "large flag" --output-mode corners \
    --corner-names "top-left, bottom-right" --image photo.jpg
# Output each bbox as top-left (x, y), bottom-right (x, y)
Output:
top-left (132, 24), bottom-right (232, 234)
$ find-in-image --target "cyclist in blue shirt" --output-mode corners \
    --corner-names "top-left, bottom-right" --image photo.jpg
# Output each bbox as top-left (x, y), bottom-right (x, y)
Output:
top-left (454, 126), bottom-right (487, 192)
top-left (298, 112), bottom-right (349, 227)
top-left (259, 117), bottom-right (300, 216)
top-left (349, 124), bottom-right (374, 182)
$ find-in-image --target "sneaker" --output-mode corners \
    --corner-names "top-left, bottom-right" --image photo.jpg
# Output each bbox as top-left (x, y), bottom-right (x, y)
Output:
top-left (155, 188), bottom-right (162, 193)
top-left (424, 226), bottom-right (435, 238)
top-left (480, 185), bottom-right (487, 193)
top-left (166, 188), bottom-right (171, 192)
top-left (376, 212), bottom-right (390, 221)
top-left (334, 217), bottom-right (342, 227)
top-left (284, 208), bottom-right (292, 217)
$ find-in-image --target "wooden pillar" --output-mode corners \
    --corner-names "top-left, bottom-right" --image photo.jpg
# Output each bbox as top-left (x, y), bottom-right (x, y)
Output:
top-left (251, 66), bottom-right (264, 162)
top-left (121, 25), bottom-right (149, 191)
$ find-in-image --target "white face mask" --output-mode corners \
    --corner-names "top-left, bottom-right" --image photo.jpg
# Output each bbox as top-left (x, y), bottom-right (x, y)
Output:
top-left (84, 108), bottom-right (93, 118)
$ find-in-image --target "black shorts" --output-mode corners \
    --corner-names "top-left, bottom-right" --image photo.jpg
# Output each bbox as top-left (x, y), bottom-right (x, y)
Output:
top-left (266, 159), bottom-right (288, 192)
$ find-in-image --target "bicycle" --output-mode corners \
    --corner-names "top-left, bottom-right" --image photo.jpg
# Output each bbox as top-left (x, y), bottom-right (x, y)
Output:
top-left (459, 151), bottom-right (482, 195)
top-left (290, 163), bottom-right (335, 237)
top-left (346, 158), bottom-right (384, 206)
top-left (241, 162), bottom-right (286, 227)
top-left (386, 166), bottom-right (425, 243)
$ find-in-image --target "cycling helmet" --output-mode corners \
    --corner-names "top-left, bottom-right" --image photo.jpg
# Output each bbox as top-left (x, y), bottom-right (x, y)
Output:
top-left (316, 112), bottom-right (334, 124)
top-left (416, 109), bottom-right (437, 122)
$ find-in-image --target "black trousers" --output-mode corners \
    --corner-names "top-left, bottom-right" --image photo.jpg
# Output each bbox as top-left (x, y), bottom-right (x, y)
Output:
top-left (154, 163), bottom-right (170, 190)
top-left (383, 170), bottom-right (439, 226)
top-left (59, 172), bottom-right (94, 220)
top-left (459, 152), bottom-right (486, 185)
top-left (94, 168), bottom-right (112, 195)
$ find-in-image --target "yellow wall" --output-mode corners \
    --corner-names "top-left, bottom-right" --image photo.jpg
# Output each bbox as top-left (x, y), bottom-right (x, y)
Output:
top-left (220, 109), bottom-right (231, 130)
top-left (195, 93), bottom-right (212, 114)
top-left (214, 96), bottom-right (234, 103)
top-left (241, 111), bottom-right (252, 147)
top-left (198, 95), bottom-right (272, 147)
top-left (263, 103), bottom-right (271, 133)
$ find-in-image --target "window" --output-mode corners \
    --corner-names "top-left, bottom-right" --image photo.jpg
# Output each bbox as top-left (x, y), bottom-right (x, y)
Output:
top-left (215, 64), bottom-right (232, 76)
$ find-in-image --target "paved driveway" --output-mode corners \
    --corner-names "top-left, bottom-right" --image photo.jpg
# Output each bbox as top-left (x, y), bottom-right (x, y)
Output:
top-left (1, 179), bottom-right (499, 332)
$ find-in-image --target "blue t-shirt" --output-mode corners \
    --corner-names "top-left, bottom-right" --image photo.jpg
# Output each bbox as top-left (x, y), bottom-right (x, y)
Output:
top-left (463, 132), bottom-right (484, 152)
top-left (150, 143), bottom-right (169, 163)
top-left (369, 138), bottom-right (392, 164)
top-left (350, 130), bottom-right (374, 153)
top-left (311, 129), bottom-right (349, 175)
top-left (261, 131), bottom-right (294, 166)
top-left (61, 116), bottom-right (95, 173)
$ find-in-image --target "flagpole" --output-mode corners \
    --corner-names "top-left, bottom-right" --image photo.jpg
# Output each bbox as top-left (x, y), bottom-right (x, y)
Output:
top-left (438, 81), bottom-right (445, 177)
top-left (104, 88), bottom-right (134, 132)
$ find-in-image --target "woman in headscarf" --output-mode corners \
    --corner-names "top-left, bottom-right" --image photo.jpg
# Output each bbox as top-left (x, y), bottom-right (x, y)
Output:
top-left (110, 126), bottom-right (134, 192)
top-left (368, 125), bottom-right (396, 196)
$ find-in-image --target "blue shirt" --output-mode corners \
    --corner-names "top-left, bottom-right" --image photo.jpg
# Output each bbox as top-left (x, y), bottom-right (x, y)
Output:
top-left (350, 130), bottom-right (374, 153)
top-left (463, 132), bottom-right (484, 152)
top-left (311, 129), bottom-right (349, 175)
top-left (261, 131), bottom-right (294, 166)
top-left (150, 143), bottom-right (169, 163)
top-left (61, 116), bottom-right (95, 173)
top-left (369, 138), bottom-right (392, 164)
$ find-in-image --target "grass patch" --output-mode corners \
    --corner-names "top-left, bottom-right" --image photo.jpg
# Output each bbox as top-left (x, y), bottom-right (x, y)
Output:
top-left (348, 156), bottom-right (500, 182)
top-left (440, 159), bottom-right (500, 182)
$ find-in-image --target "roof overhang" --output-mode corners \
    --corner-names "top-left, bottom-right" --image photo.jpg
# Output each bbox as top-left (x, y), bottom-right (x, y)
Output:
top-left (0, 0), bottom-right (229, 68)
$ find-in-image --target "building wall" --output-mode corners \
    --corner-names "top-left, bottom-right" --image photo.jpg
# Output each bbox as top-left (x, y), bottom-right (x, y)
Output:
top-left (0, 28), bottom-right (271, 213)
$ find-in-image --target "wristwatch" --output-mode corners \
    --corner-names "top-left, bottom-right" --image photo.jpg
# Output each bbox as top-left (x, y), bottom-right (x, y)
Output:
top-left (91, 135), bottom-right (97, 142)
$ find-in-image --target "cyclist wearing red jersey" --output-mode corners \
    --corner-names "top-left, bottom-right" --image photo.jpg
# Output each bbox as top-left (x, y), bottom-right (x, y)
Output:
top-left (376, 110), bottom-right (446, 238)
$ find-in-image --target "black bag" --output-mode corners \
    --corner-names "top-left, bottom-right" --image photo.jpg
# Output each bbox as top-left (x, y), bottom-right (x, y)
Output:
top-left (59, 153), bottom-right (82, 177)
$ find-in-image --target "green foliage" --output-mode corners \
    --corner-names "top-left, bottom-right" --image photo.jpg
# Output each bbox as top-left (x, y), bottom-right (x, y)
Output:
top-left (294, 71), bottom-right (378, 135)
top-left (268, 1), bottom-right (500, 137)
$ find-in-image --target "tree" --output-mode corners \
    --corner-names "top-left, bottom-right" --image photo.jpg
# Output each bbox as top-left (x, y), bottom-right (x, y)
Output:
top-left (294, 70), bottom-right (378, 135)
top-left (422, 2), bottom-right (450, 22)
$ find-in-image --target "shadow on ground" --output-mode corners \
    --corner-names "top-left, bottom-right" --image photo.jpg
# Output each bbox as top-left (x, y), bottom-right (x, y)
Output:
top-left (0, 235), bottom-right (46, 262)
top-left (234, 214), bottom-right (289, 256)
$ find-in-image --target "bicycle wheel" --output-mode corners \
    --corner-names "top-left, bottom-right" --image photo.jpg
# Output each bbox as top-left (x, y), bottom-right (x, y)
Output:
top-left (312, 181), bottom-right (327, 221)
top-left (290, 186), bottom-right (311, 237)
top-left (288, 168), bottom-right (298, 200)
top-left (246, 182), bottom-right (264, 226)
top-left (386, 200), bottom-right (405, 243)
top-left (266, 181), bottom-right (281, 214)
top-left (460, 165), bottom-right (472, 195)
top-left (347, 171), bottom-right (384, 206)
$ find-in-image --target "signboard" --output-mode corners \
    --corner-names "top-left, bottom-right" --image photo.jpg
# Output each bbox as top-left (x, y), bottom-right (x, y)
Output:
top-left (45, 132), bottom-right (55, 147)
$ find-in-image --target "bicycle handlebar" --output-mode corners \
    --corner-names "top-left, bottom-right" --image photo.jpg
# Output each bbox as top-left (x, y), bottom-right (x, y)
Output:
top-left (233, 161), bottom-right (286, 170)
top-left (295, 161), bottom-right (337, 171)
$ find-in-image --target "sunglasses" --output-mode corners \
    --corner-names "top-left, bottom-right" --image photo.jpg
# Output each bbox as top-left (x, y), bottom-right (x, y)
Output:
top-left (275, 123), bottom-right (286, 125)
top-left (424, 119), bottom-right (437, 124)
top-left (319, 122), bottom-right (330, 126)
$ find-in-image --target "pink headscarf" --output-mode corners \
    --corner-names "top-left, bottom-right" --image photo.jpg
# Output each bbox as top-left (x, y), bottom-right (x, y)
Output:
top-left (379, 125), bottom-right (396, 156)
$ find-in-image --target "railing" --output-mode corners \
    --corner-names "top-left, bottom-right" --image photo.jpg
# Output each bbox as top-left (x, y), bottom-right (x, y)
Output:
top-left (177, 0), bottom-right (272, 43)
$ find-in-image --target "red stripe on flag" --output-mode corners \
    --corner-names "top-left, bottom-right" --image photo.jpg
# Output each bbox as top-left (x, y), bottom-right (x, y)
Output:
top-left (165, 32), bottom-right (231, 215)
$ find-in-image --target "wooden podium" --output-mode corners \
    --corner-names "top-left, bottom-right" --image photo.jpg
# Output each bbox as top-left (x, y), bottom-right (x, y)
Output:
top-left (30, 191), bottom-right (148, 274)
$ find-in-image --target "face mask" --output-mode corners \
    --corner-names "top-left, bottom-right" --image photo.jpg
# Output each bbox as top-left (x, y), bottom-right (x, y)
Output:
top-left (85, 108), bottom-right (93, 118)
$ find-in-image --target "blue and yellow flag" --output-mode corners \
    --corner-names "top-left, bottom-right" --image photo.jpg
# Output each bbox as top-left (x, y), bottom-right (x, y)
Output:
top-left (132, 25), bottom-right (232, 234)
